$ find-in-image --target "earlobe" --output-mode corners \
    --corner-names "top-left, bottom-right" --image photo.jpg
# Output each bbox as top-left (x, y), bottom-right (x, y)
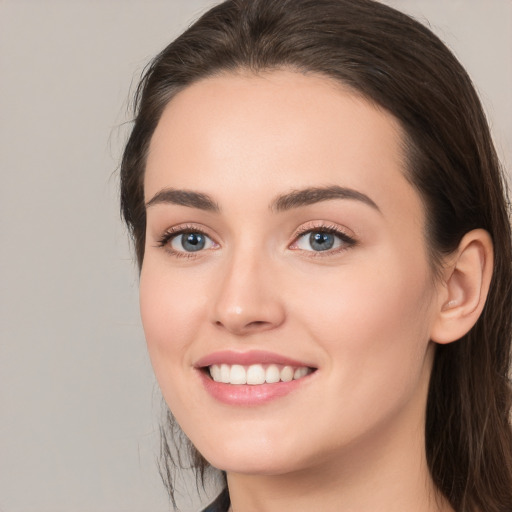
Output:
top-left (430, 229), bottom-right (494, 344)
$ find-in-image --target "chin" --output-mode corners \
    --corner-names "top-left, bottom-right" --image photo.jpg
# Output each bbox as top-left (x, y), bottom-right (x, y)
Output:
top-left (192, 429), bottom-right (314, 476)
top-left (206, 451), bottom-right (301, 476)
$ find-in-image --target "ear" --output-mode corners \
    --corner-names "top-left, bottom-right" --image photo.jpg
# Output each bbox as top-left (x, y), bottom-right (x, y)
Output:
top-left (430, 229), bottom-right (494, 344)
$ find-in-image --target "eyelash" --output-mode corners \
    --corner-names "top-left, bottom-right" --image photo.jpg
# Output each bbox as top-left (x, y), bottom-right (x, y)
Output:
top-left (156, 223), bottom-right (357, 259)
top-left (156, 224), bottom-right (215, 259)
top-left (291, 224), bottom-right (357, 257)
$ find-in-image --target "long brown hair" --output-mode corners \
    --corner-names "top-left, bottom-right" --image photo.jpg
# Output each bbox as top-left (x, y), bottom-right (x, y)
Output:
top-left (120, 0), bottom-right (512, 509)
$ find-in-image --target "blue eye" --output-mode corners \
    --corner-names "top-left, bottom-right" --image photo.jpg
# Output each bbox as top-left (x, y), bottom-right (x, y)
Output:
top-left (169, 231), bottom-right (215, 253)
top-left (294, 228), bottom-right (354, 252)
top-left (309, 232), bottom-right (335, 251)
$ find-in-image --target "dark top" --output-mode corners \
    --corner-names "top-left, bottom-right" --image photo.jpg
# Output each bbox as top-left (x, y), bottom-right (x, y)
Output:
top-left (202, 488), bottom-right (230, 512)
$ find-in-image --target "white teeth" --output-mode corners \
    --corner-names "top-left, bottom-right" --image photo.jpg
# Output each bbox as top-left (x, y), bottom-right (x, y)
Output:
top-left (265, 364), bottom-right (281, 383)
top-left (208, 363), bottom-right (312, 385)
top-left (246, 364), bottom-right (266, 385)
top-left (280, 366), bottom-right (294, 382)
top-left (294, 367), bottom-right (308, 379)
top-left (230, 364), bottom-right (247, 384)
top-left (220, 364), bottom-right (230, 383)
top-left (210, 364), bottom-right (221, 381)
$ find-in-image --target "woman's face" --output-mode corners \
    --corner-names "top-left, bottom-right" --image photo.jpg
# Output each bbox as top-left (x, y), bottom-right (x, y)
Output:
top-left (140, 70), bottom-right (441, 475)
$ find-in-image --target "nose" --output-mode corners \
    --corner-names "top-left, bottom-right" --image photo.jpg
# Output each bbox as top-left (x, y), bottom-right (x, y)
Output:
top-left (210, 251), bottom-right (286, 336)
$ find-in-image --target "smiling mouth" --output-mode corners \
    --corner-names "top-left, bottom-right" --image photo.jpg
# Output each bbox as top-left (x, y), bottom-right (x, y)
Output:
top-left (206, 363), bottom-right (315, 385)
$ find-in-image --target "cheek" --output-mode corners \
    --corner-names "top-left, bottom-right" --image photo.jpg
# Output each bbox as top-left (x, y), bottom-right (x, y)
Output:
top-left (138, 258), bottom-right (216, 434)
top-left (292, 252), bottom-right (435, 390)
top-left (286, 258), bottom-right (436, 446)
top-left (139, 259), bottom-right (206, 371)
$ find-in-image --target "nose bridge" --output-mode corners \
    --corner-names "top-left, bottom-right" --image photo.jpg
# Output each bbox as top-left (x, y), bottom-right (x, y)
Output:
top-left (211, 241), bottom-right (285, 335)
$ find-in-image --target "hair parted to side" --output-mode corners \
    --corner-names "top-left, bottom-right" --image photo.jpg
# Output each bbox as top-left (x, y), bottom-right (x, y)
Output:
top-left (120, 0), bottom-right (512, 510)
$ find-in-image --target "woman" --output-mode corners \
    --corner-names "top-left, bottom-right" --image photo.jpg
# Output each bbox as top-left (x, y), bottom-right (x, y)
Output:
top-left (120, 0), bottom-right (512, 510)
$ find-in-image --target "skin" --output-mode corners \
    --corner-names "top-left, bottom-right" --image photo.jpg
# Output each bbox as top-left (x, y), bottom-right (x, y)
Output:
top-left (140, 70), bottom-right (456, 511)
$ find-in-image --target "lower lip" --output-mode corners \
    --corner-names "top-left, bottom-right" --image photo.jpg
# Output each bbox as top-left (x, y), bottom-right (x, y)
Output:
top-left (198, 370), bottom-right (312, 406)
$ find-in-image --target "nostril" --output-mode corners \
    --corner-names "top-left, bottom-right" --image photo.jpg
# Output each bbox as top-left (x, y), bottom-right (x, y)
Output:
top-left (247, 320), bottom-right (269, 328)
top-left (215, 319), bottom-right (268, 328)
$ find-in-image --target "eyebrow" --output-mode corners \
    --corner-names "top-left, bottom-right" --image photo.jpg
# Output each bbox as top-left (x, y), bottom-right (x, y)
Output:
top-left (145, 188), bottom-right (220, 212)
top-left (145, 185), bottom-right (379, 214)
top-left (271, 185), bottom-right (380, 213)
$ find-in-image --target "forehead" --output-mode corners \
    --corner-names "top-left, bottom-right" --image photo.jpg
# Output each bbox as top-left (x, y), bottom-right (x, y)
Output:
top-left (145, 69), bottom-right (421, 224)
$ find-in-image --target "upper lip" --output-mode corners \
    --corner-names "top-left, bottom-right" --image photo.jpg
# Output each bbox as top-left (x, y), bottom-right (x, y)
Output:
top-left (194, 350), bottom-right (315, 368)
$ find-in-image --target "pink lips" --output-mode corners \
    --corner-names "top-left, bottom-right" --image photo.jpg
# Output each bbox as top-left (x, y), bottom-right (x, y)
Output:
top-left (195, 350), bottom-right (316, 406)
top-left (195, 350), bottom-right (311, 368)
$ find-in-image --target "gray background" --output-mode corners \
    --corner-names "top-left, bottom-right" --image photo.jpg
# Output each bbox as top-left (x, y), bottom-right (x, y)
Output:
top-left (1, 1), bottom-right (510, 511)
